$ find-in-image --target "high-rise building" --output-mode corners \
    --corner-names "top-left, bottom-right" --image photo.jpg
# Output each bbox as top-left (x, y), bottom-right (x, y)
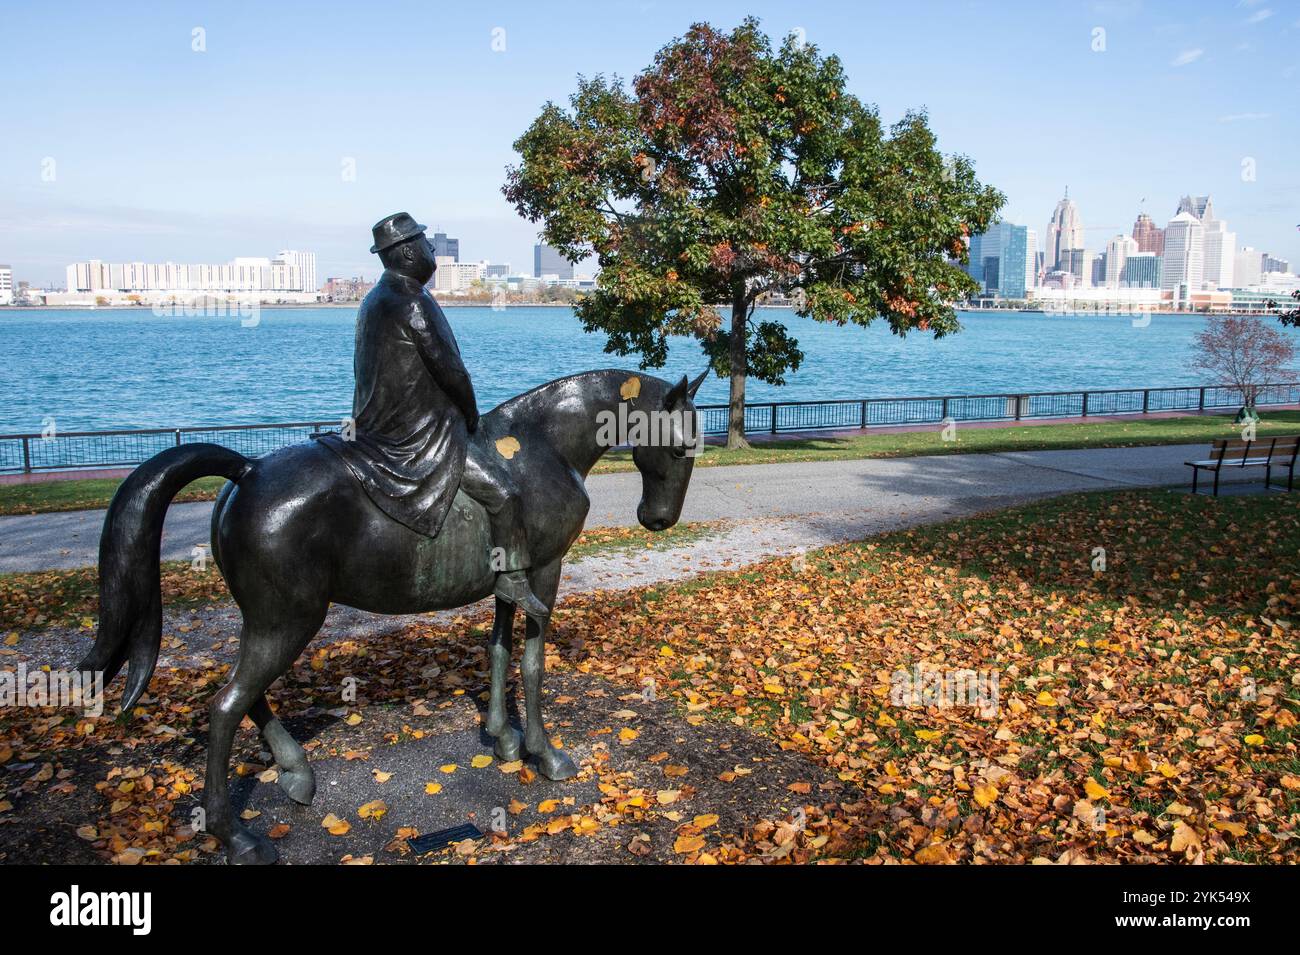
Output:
top-left (1200, 220), bottom-right (1235, 289)
top-left (1176, 195), bottom-right (1213, 221)
top-left (1024, 229), bottom-right (1039, 291)
top-left (1046, 189), bottom-right (1085, 271)
top-left (0, 265), bottom-right (12, 305)
top-left (1161, 212), bottom-right (1204, 293)
top-left (1090, 253), bottom-right (1107, 288)
top-left (1263, 254), bottom-right (1291, 275)
top-left (484, 263), bottom-right (511, 278)
top-left (966, 229), bottom-right (995, 292)
top-left (1170, 195), bottom-right (1233, 289)
top-left (1061, 248), bottom-right (1091, 288)
top-left (431, 232), bottom-right (459, 262)
top-left (966, 222), bottom-right (1031, 298)
top-left (534, 243), bottom-right (574, 280)
top-left (1119, 253), bottom-right (1161, 289)
top-left (1105, 234), bottom-right (1139, 287)
top-left (1234, 247), bottom-right (1263, 287)
top-left (1131, 213), bottom-right (1164, 255)
top-left (275, 250), bottom-right (317, 292)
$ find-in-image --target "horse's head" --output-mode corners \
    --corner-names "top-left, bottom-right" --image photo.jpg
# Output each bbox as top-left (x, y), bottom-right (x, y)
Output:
top-left (633, 370), bottom-right (708, 531)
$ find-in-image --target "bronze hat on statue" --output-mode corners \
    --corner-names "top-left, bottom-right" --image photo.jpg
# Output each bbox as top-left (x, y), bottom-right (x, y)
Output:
top-left (369, 211), bottom-right (427, 254)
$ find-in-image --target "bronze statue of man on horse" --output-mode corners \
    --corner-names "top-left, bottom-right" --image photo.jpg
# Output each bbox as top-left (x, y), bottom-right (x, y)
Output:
top-left (79, 212), bottom-right (708, 863)
top-left (318, 212), bottom-right (550, 621)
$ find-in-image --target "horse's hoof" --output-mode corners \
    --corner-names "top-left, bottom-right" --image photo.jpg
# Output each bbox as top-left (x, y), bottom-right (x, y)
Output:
top-left (227, 828), bottom-right (279, 865)
top-left (537, 748), bottom-right (578, 781)
top-left (277, 766), bottom-right (316, 805)
top-left (493, 728), bottom-right (523, 762)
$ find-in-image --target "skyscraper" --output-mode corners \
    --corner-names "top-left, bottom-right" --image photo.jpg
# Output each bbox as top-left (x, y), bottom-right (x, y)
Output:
top-left (1161, 212), bottom-right (1204, 293)
top-left (1176, 195), bottom-right (1213, 221)
top-left (1201, 219), bottom-right (1236, 289)
top-left (1131, 213), bottom-right (1164, 255)
top-left (275, 250), bottom-right (317, 292)
top-left (1090, 254), bottom-right (1107, 288)
top-left (431, 232), bottom-right (459, 262)
top-left (1170, 195), bottom-right (1233, 289)
top-left (1119, 253), bottom-right (1161, 289)
top-left (1234, 247), bottom-right (1263, 286)
top-left (1062, 248), bottom-right (1091, 288)
top-left (1105, 234), bottom-right (1139, 287)
top-left (533, 243), bottom-right (573, 280)
top-left (965, 222), bottom-right (1030, 298)
top-left (1024, 228), bottom-right (1039, 291)
top-left (1046, 189), bottom-right (1085, 271)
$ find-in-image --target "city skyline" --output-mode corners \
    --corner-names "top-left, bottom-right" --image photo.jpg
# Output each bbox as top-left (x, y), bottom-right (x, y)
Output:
top-left (964, 186), bottom-right (1295, 308)
top-left (32, 185), bottom-right (1299, 307)
top-left (2, 1), bottom-right (1299, 286)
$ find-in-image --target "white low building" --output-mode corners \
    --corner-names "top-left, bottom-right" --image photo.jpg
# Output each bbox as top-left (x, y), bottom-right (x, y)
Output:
top-left (433, 257), bottom-right (487, 294)
top-left (1029, 286), bottom-right (1167, 313)
top-left (63, 250), bottom-right (318, 303)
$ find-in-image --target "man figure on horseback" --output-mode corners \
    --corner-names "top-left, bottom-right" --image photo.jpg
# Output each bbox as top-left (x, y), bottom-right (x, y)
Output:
top-left (319, 211), bottom-right (550, 620)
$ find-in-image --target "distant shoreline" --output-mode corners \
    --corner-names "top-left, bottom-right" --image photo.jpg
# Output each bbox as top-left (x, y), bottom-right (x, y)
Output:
top-left (0, 303), bottom-right (1265, 318)
top-left (0, 302), bottom-right (583, 311)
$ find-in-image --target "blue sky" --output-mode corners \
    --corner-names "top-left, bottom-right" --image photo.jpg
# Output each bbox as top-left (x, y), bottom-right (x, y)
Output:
top-left (1, 0), bottom-right (1297, 285)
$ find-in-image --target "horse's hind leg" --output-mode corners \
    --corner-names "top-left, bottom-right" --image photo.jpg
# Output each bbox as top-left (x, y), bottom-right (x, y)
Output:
top-left (485, 597), bottom-right (524, 761)
top-left (205, 614), bottom-right (322, 865)
top-left (251, 696), bottom-right (315, 805)
top-left (520, 561), bottom-right (577, 781)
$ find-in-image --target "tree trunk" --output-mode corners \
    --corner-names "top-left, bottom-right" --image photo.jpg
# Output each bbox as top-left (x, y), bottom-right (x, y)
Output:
top-left (726, 288), bottom-right (749, 450)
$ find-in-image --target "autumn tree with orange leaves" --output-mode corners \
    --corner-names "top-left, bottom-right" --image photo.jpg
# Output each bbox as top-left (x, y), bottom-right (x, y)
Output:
top-left (504, 18), bottom-right (1003, 448)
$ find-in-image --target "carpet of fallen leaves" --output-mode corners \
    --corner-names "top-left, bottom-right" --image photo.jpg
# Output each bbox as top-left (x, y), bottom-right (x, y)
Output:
top-left (1, 489), bottom-right (1297, 864)
top-left (0, 564), bottom-right (230, 634)
top-left (550, 489), bottom-right (1299, 863)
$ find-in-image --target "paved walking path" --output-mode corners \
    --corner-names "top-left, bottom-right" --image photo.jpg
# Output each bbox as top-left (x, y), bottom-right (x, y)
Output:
top-left (0, 442), bottom-right (1241, 574)
top-left (7, 440), bottom-right (1280, 678)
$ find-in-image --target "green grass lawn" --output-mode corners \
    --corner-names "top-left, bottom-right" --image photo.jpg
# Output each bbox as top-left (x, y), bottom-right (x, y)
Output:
top-left (595, 408), bottom-right (1297, 472)
top-left (2, 410), bottom-right (1294, 515)
top-left (0, 475), bottom-right (229, 516)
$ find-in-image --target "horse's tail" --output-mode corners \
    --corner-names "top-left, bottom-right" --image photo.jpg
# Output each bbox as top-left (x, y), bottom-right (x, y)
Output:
top-left (79, 443), bottom-right (251, 716)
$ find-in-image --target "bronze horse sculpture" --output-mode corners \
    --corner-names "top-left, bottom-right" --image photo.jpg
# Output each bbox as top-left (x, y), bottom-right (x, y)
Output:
top-left (81, 368), bottom-right (705, 864)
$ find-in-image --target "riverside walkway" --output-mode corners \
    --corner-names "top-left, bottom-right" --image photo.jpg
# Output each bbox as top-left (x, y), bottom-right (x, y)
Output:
top-left (0, 442), bottom-right (1255, 574)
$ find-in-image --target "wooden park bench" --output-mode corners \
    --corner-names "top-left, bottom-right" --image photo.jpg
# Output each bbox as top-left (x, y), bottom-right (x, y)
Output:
top-left (1185, 436), bottom-right (1299, 496)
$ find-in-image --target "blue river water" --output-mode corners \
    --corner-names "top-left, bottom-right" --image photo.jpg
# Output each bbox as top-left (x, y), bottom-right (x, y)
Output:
top-left (1, 306), bottom-right (1292, 433)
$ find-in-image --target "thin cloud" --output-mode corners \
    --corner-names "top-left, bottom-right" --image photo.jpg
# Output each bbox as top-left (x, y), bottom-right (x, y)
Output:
top-left (1171, 48), bottom-right (1203, 66)
top-left (1218, 112), bottom-right (1271, 122)
top-left (1245, 8), bottom-right (1274, 23)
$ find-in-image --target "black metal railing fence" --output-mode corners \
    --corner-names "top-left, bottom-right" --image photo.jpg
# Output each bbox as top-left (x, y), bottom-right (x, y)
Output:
top-left (3, 382), bottom-right (1297, 473)
top-left (692, 383), bottom-right (1299, 435)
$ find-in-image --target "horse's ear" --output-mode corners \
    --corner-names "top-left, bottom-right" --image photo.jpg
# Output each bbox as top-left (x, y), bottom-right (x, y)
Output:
top-left (663, 375), bottom-right (689, 410)
top-left (687, 368), bottom-right (708, 399)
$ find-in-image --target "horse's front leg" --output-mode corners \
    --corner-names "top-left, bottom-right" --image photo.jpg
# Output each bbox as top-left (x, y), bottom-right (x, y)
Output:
top-left (485, 597), bottom-right (523, 761)
top-left (520, 561), bottom-right (577, 780)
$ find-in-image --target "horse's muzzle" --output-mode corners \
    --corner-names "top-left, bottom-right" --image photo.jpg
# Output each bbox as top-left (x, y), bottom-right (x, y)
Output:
top-left (637, 502), bottom-right (673, 532)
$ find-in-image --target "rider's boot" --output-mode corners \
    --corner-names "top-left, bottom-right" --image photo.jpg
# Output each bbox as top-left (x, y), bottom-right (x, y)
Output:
top-left (494, 570), bottom-right (551, 623)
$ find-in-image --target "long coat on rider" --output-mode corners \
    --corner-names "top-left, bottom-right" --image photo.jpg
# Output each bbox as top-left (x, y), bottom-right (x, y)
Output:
top-left (319, 271), bottom-right (477, 538)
